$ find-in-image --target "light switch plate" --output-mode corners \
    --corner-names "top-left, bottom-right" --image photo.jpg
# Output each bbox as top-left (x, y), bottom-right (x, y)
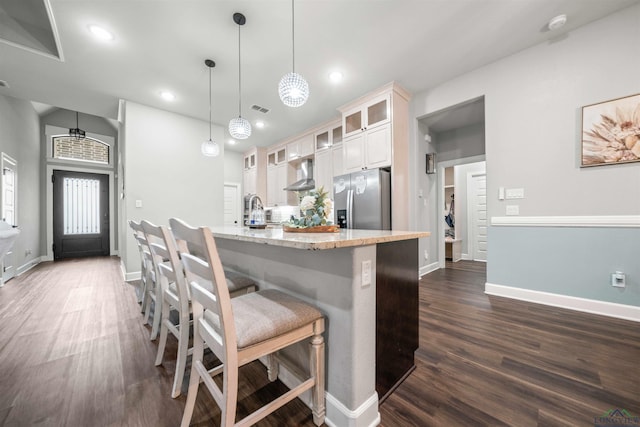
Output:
top-left (135, 200), bottom-right (142, 208)
top-left (506, 205), bottom-right (519, 215)
top-left (506, 188), bottom-right (525, 199)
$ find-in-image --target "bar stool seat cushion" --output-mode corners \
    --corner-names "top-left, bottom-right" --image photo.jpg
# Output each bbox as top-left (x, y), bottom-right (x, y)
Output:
top-left (204, 289), bottom-right (323, 349)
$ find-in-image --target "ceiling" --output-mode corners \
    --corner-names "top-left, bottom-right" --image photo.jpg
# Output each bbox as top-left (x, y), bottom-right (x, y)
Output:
top-left (0, 0), bottom-right (637, 153)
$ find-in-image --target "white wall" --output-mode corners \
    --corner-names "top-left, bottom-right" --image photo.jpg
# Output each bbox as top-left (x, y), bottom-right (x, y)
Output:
top-left (410, 5), bottom-right (640, 306)
top-left (0, 94), bottom-right (41, 272)
top-left (121, 101), bottom-right (225, 274)
top-left (413, 6), bottom-right (640, 219)
top-left (224, 149), bottom-right (243, 185)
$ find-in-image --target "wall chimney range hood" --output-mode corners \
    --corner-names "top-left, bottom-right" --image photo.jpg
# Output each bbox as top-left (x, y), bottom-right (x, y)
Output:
top-left (284, 159), bottom-right (315, 191)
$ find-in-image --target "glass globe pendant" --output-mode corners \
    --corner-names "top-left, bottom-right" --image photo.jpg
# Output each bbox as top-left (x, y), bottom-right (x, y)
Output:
top-left (279, 72), bottom-right (309, 107)
top-left (229, 13), bottom-right (252, 140)
top-left (201, 138), bottom-right (220, 156)
top-left (279, 0), bottom-right (309, 107)
top-left (229, 116), bottom-right (251, 139)
top-left (201, 59), bottom-right (220, 157)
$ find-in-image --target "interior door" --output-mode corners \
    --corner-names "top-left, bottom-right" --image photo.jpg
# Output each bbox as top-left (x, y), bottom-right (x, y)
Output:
top-left (53, 170), bottom-right (109, 259)
top-left (469, 173), bottom-right (487, 261)
top-left (224, 183), bottom-right (240, 226)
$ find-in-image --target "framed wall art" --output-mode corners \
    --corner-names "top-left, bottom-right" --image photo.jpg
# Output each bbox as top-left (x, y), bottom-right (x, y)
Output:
top-left (581, 93), bottom-right (640, 167)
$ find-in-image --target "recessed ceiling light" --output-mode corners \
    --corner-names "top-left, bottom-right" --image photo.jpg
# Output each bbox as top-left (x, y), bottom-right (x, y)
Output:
top-left (160, 91), bottom-right (175, 101)
top-left (88, 25), bottom-right (114, 41)
top-left (255, 121), bottom-right (265, 128)
top-left (329, 71), bottom-right (344, 83)
top-left (228, 139), bottom-right (236, 145)
top-left (548, 14), bottom-right (567, 31)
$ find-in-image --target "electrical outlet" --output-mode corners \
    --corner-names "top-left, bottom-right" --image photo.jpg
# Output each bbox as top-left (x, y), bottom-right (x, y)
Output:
top-left (506, 205), bottom-right (519, 215)
top-left (424, 250), bottom-right (429, 260)
top-left (135, 199), bottom-right (143, 208)
top-left (361, 260), bottom-right (371, 287)
top-left (611, 271), bottom-right (625, 288)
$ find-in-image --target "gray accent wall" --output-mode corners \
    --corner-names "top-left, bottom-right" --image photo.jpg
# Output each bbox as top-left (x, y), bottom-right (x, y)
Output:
top-left (0, 94), bottom-right (41, 269)
top-left (489, 226), bottom-right (640, 306)
top-left (411, 5), bottom-right (640, 305)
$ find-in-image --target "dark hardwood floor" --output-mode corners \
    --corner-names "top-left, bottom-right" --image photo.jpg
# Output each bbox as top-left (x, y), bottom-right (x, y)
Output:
top-left (0, 257), bottom-right (638, 426)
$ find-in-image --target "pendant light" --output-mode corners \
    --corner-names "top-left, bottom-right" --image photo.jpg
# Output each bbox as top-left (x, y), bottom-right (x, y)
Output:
top-left (69, 111), bottom-right (86, 140)
top-left (278, 0), bottom-right (309, 107)
top-left (229, 13), bottom-right (251, 140)
top-left (201, 59), bottom-right (220, 157)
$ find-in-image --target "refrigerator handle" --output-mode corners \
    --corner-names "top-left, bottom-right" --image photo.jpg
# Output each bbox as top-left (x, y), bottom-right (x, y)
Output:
top-left (347, 189), bottom-right (353, 229)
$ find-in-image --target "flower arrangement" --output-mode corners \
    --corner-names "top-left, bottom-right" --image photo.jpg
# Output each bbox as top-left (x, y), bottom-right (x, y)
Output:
top-left (285, 186), bottom-right (334, 229)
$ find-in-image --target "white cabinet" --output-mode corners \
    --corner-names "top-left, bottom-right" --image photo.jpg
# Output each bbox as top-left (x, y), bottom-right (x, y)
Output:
top-left (332, 143), bottom-right (344, 177)
top-left (314, 148), bottom-right (333, 195)
top-left (314, 122), bottom-right (342, 152)
top-left (267, 163), bottom-right (290, 206)
top-left (341, 91), bottom-right (392, 173)
top-left (287, 133), bottom-right (314, 161)
top-left (342, 93), bottom-right (390, 139)
top-left (266, 145), bottom-right (291, 206)
top-left (267, 146), bottom-right (287, 167)
top-left (343, 123), bottom-right (391, 173)
top-left (242, 147), bottom-right (266, 200)
top-left (338, 82), bottom-right (411, 229)
top-left (243, 167), bottom-right (257, 196)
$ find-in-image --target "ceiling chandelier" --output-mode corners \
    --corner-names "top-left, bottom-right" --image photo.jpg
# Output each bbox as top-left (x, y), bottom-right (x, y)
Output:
top-left (278, 0), bottom-right (309, 107)
top-left (69, 111), bottom-right (86, 140)
top-left (229, 12), bottom-right (251, 140)
top-left (201, 59), bottom-right (220, 157)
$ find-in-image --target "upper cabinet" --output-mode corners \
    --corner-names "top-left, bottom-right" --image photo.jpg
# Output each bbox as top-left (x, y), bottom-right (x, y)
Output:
top-left (338, 82), bottom-right (411, 229)
top-left (267, 146), bottom-right (287, 167)
top-left (314, 120), bottom-right (343, 152)
top-left (341, 93), bottom-right (393, 173)
top-left (342, 93), bottom-right (391, 139)
top-left (242, 147), bottom-right (266, 199)
top-left (244, 151), bottom-right (256, 170)
top-left (287, 133), bottom-right (314, 161)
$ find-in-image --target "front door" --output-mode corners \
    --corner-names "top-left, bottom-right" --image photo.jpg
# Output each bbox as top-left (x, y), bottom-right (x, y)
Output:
top-left (53, 170), bottom-right (109, 260)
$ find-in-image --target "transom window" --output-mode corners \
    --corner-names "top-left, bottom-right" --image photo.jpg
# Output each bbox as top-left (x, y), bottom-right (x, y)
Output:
top-left (52, 135), bottom-right (110, 165)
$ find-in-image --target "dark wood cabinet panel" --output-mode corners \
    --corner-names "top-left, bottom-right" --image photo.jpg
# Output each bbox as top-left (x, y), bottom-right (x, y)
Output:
top-left (376, 239), bottom-right (419, 402)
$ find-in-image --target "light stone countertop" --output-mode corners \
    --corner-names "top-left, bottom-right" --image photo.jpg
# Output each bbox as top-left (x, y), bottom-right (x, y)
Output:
top-left (208, 226), bottom-right (430, 250)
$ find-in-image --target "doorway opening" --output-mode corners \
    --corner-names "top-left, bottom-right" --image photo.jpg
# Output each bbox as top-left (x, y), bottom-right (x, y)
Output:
top-left (418, 96), bottom-right (487, 272)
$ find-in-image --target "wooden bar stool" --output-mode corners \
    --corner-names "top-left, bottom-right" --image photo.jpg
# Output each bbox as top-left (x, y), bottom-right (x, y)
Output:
top-left (128, 220), bottom-right (150, 309)
top-left (143, 220), bottom-right (258, 398)
top-left (171, 218), bottom-right (326, 427)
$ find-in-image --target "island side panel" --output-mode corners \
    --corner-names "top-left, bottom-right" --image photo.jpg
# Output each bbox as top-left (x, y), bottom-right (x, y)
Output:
top-left (215, 238), bottom-right (379, 427)
top-left (375, 238), bottom-right (419, 401)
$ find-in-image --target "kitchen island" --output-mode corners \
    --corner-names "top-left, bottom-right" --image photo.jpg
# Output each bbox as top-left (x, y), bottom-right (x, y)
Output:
top-left (209, 226), bottom-right (430, 427)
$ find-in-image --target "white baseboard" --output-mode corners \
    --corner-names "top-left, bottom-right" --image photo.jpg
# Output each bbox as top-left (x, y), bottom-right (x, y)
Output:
top-left (275, 360), bottom-right (380, 427)
top-left (325, 392), bottom-right (380, 427)
top-left (17, 256), bottom-right (43, 276)
top-left (485, 282), bottom-right (640, 322)
top-left (420, 262), bottom-right (439, 277)
top-left (122, 259), bottom-right (140, 282)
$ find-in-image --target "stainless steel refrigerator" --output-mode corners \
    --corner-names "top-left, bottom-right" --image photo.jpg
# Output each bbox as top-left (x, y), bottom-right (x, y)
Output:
top-left (333, 168), bottom-right (391, 230)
